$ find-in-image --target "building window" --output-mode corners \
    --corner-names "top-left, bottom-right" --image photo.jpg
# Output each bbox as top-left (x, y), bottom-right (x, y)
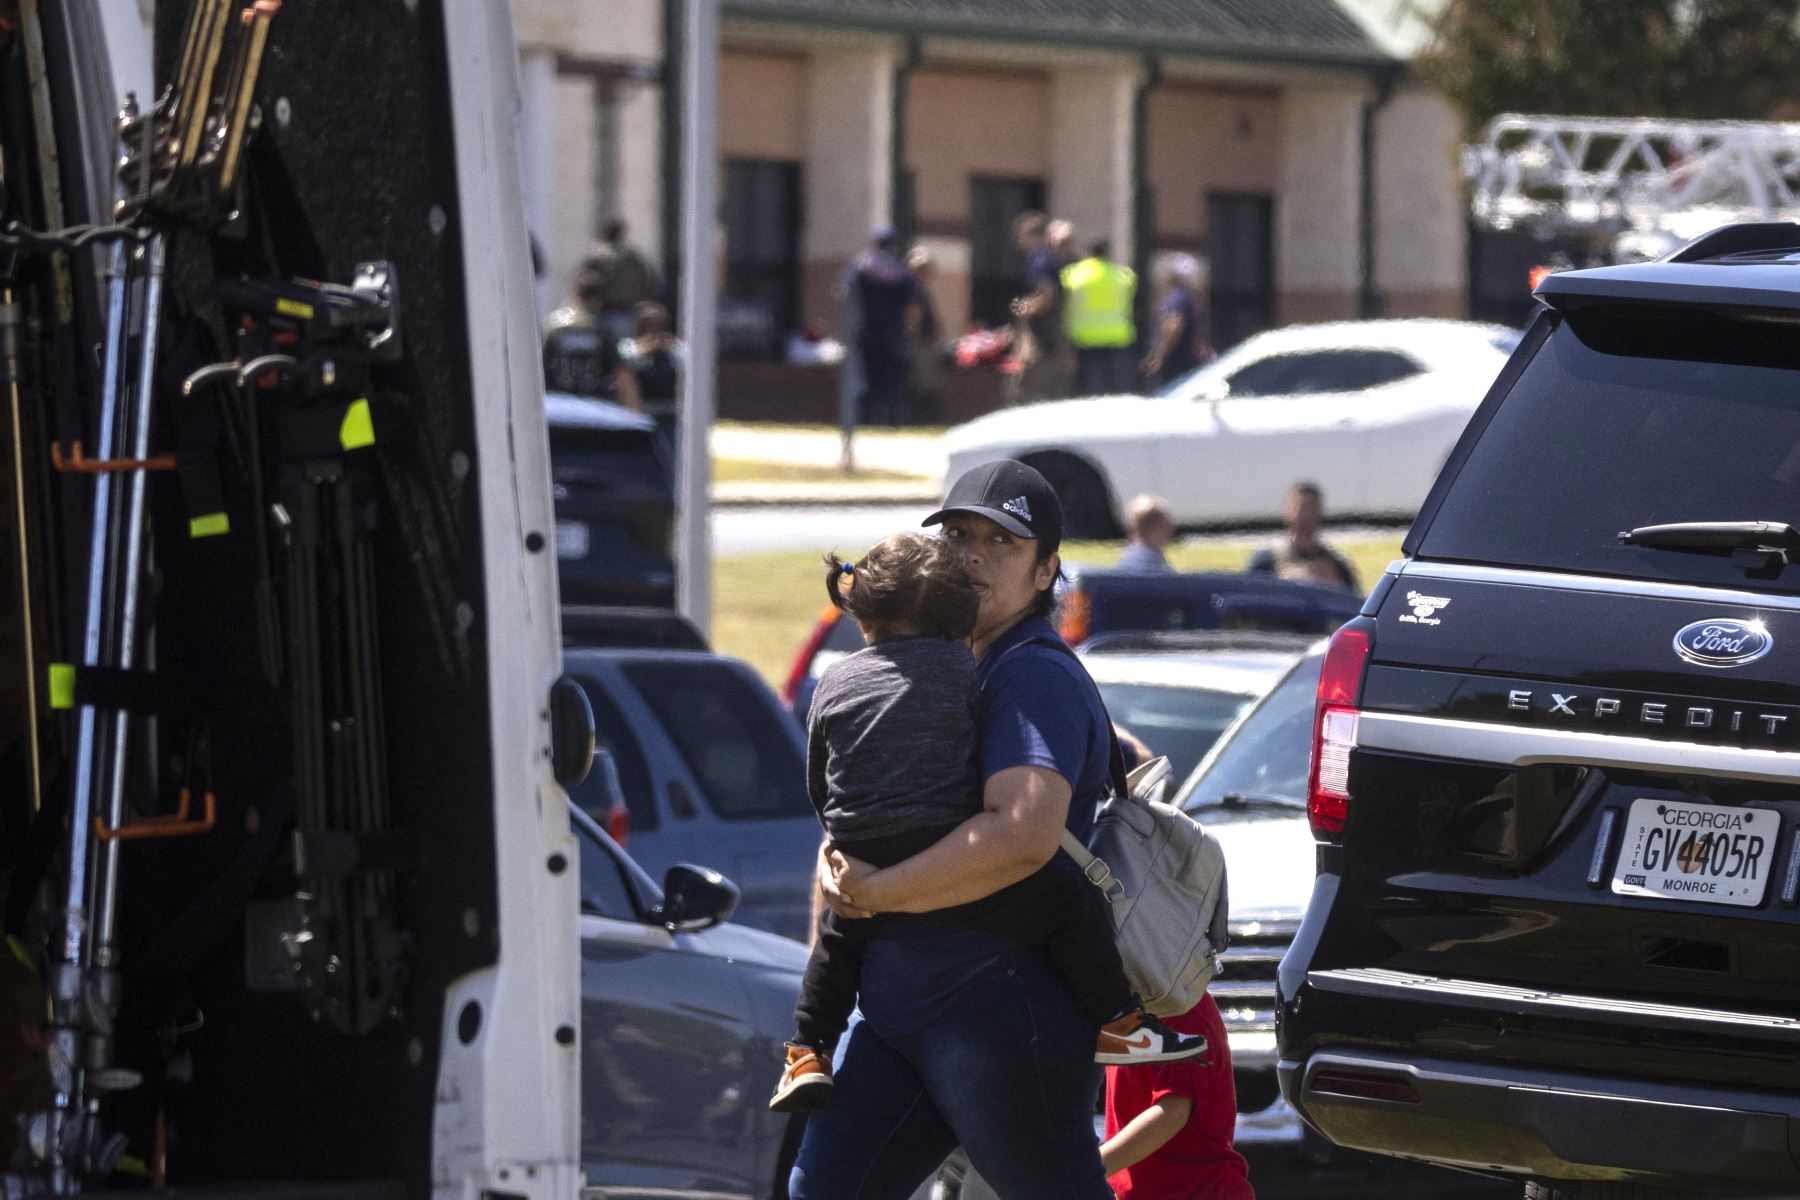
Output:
top-left (722, 158), bottom-right (803, 358)
top-left (968, 176), bottom-right (1046, 330)
top-left (1207, 192), bottom-right (1274, 351)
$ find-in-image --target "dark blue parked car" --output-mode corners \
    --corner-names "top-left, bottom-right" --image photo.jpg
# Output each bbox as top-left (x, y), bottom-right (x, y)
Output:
top-left (565, 647), bottom-right (818, 943)
top-left (548, 392), bottom-right (676, 607)
top-left (571, 802), bottom-right (807, 1198)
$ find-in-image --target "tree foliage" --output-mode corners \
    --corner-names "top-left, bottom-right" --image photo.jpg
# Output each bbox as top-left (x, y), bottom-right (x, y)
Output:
top-left (1417, 0), bottom-right (1800, 128)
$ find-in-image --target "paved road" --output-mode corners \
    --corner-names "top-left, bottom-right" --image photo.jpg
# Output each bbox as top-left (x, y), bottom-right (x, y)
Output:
top-left (713, 503), bottom-right (936, 556)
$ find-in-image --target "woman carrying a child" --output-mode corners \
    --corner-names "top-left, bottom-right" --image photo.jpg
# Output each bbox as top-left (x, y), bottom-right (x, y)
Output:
top-left (783, 460), bottom-right (1205, 1200)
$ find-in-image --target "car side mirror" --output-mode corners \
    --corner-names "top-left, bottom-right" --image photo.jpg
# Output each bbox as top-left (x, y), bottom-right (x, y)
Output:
top-left (550, 675), bottom-right (596, 789)
top-left (658, 864), bottom-right (740, 933)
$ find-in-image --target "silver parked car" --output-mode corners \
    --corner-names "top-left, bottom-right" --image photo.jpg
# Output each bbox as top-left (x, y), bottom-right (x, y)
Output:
top-left (1173, 646), bottom-right (1325, 1146)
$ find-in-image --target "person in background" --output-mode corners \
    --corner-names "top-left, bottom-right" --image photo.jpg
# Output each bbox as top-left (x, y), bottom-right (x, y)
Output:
top-left (619, 301), bottom-right (684, 450)
top-left (1009, 211), bottom-right (1074, 404)
top-left (543, 262), bottom-right (642, 410)
top-left (1141, 255), bottom-right (1212, 391)
top-left (587, 219), bottom-right (660, 343)
top-left (841, 226), bottom-right (921, 428)
top-left (1063, 239), bottom-right (1138, 396)
top-left (1100, 994), bottom-right (1255, 1200)
top-left (905, 246), bottom-right (946, 425)
top-left (1048, 218), bottom-right (1078, 270)
top-left (1117, 495), bottom-right (1175, 573)
top-left (1246, 481), bottom-right (1359, 592)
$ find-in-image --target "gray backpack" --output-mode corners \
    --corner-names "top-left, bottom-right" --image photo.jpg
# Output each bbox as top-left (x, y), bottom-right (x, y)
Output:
top-left (1019, 637), bottom-right (1231, 1017)
top-left (1059, 747), bottom-right (1230, 1017)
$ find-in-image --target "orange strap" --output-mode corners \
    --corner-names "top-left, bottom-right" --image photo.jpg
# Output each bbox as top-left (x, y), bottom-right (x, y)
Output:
top-left (95, 788), bottom-right (217, 842)
top-left (52, 441), bottom-right (176, 475)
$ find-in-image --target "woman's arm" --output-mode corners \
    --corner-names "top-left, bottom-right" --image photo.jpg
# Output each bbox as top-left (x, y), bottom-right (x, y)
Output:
top-left (1098, 1095), bottom-right (1194, 1177)
top-left (613, 365), bottom-right (643, 412)
top-left (841, 764), bottom-right (1071, 914)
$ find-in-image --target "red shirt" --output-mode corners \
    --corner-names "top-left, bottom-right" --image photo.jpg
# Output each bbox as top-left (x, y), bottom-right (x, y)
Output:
top-left (1103, 995), bottom-right (1254, 1200)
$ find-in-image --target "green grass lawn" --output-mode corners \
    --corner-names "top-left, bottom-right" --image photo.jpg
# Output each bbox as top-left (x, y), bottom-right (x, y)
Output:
top-left (714, 534), bottom-right (1405, 687)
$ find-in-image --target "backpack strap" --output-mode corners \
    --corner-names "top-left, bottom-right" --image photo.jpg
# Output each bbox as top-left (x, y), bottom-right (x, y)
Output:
top-left (992, 633), bottom-right (1131, 902)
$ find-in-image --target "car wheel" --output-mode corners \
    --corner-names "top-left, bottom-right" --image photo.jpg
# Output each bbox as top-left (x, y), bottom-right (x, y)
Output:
top-left (1021, 452), bottom-right (1119, 540)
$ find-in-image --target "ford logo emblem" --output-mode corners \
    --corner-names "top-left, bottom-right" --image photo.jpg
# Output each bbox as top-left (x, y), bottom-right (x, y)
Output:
top-left (1673, 619), bottom-right (1773, 668)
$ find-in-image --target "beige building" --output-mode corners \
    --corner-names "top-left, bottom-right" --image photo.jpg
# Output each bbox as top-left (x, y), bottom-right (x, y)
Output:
top-left (519, 0), bottom-right (1468, 359)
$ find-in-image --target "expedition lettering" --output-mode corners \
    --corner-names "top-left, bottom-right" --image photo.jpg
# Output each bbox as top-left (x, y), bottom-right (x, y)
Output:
top-left (1507, 689), bottom-right (1789, 737)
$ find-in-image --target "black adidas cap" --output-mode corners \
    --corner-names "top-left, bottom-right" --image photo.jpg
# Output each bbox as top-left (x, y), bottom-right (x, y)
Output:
top-left (923, 459), bottom-right (1063, 555)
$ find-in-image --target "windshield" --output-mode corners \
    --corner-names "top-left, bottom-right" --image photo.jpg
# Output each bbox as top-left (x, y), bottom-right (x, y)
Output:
top-left (1419, 306), bottom-right (1800, 592)
top-left (1094, 681), bottom-right (1258, 785)
top-left (1177, 655), bottom-right (1322, 811)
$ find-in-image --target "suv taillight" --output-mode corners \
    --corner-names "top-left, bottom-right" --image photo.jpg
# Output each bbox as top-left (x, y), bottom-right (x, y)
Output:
top-left (1307, 618), bottom-right (1374, 838)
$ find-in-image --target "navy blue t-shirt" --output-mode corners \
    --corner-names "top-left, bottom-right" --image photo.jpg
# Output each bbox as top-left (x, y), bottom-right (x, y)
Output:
top-left (857, 617), bottom-right (1112, 1037)
top-left (1024, 249), bottom-right (1066, 350)
top-left (1155, 284), bottom-right (1204, 382)
top-left (973, 617), bottom-right (1110, 848)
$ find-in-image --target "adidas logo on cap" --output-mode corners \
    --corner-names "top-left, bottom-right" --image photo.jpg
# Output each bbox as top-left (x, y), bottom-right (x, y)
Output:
top-left (1001, 495), bottom-right (1032, 522)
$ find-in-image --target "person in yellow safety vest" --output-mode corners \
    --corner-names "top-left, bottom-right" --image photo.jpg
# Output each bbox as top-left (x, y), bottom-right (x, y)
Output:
top-left (1061, 239), bottom-right (1138, 396)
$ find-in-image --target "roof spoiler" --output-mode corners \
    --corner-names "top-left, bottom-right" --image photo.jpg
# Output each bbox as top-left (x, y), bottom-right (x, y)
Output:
top-left (1535, 221), bottom-right (1800, 313)
top-left (1663, 221), bottom-right (1800, 263)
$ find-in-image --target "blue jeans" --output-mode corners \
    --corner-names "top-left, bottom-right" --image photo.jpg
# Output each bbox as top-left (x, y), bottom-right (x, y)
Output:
top-left (790, 946), bottom-right (1110, 1200)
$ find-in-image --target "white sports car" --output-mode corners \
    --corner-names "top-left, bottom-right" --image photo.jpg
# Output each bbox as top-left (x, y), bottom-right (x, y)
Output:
top-left (942, 319), bottom-right (1522, 537)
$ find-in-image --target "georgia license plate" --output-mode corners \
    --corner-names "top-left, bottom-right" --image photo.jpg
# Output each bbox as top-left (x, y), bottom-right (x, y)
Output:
top-left (1611, 798), bottom-right (1780, 908)
top-left (555, 521), bottom-right (590, 560)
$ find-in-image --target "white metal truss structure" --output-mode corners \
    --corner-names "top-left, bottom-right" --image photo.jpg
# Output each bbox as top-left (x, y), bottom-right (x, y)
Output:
top-left (1465, 113), bottom-right (1800, 246)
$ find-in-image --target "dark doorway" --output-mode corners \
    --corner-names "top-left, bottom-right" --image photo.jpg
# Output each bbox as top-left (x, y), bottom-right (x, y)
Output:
top-left (969, 175), bottom-right (1047, 329)
top-left (1467, 222), bottom-right (1595, 329)
top-left (1207, 192), bottom-right (1275, 351)
top-left (722, 158), bottom-right (803, 358)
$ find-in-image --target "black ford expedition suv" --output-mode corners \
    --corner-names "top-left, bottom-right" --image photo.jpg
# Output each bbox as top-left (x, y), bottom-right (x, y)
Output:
top-left (1278, 223), bottom-right (1800, 1198)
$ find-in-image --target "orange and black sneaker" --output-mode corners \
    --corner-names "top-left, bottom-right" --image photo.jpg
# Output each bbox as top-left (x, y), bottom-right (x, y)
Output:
top-left (769, 1043), bottom-right (836, 1113)
top-left (1095, 1009), bottom-right (1208, 1066)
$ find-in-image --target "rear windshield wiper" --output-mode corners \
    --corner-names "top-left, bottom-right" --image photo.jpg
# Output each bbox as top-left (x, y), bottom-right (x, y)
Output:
top-left (1204, 792), bottom-right (1305, 813)
top-left (1618, 522), bottom-right (1800, 564)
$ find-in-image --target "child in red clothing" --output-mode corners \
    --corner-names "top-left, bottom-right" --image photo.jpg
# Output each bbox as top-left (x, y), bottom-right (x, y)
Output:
top-left (1100, 995), bottom-right (1255, 1200)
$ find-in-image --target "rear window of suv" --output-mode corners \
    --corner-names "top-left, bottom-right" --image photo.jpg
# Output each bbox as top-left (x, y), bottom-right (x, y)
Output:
top-left (548, 426), bottom-right (671, 492)
top-left (1419, 305), bottom-right (1800, 593)
top-left (621, 659), bottom-right (811, 819)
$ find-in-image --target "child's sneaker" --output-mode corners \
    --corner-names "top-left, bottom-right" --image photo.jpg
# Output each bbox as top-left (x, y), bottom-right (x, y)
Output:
top-left (1095, 1009), bottom-right (1209, 1066)
top-left (769, 1043), bottom-right (835, 1113)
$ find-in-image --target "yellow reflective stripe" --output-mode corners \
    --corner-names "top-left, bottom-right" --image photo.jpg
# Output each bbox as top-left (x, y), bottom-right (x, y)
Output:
top-left (48, 663), bottom-right (75, 710)
top-left (339, 398), bottom-right (375, 450)
top-left (275, 297), bottom-right (315, 320)
top-left (189, 512), bottom-right (230, 538)
top-left (6, 935), bottom-right (35, 977)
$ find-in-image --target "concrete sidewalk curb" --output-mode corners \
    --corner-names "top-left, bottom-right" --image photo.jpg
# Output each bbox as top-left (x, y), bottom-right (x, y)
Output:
top-left (712, 480), bottom-right (941, 508)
